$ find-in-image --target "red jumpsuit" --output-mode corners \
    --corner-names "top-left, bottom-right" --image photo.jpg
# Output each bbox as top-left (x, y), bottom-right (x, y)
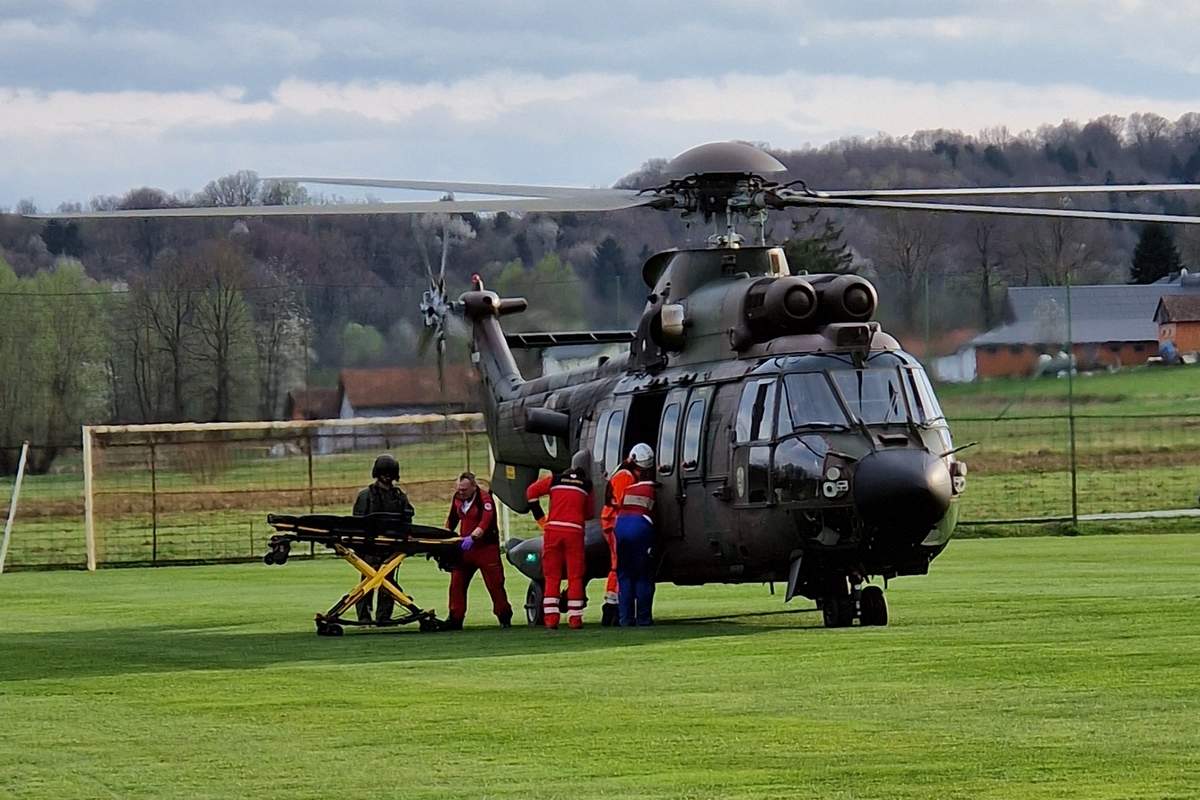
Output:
top-left (601, 464), bottom-right (636, 606)
top-left (526, 468), bottom-right (593, 628)
top-left (445, 488), bottom-right (513, 625)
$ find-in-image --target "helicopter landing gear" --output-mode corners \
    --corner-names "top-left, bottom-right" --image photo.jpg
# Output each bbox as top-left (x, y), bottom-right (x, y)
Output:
top-left (525, 581), bottom-right (545, 627)
top-left (820, 576), bottom-right (855, 628)
top-left (859, 585), bottom-right (889, 627)
top-left (820, 576), bottom-right (888, 628)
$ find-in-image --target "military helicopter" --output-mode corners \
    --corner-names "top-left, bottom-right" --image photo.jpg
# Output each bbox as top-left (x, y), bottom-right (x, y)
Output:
top-left (35, 141), bottom-right (1200, 627)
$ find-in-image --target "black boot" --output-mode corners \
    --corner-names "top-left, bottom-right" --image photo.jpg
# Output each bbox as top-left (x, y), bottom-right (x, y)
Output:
top-left (498, 610), bottom-right (513, 628)
top-left (601, 602), bottom-right (619, 627)
top-left (439, 617), bottom-right (464, 632)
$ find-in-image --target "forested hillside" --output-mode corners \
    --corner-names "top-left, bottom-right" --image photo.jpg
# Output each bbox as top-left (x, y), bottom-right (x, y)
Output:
top-left (2, 112), bottom-right (1198, 464)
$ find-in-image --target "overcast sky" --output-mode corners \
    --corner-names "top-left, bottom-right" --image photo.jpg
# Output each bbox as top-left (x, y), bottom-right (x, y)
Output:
top-left (4, 1), bottom-right (1200, 208)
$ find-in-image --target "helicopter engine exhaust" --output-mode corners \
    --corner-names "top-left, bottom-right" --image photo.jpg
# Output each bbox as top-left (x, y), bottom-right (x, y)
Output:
top-left (809, 274), bottom-right (878, 324)
top-left (744, 276), bottom-right (818, 338)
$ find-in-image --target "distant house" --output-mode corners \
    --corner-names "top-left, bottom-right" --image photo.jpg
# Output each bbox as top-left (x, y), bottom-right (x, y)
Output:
top-left (959, 272), bottom-right (1200, 379)
top-left (1154, 295), bottom-right (1200, 353)
top-left (284, 387), bottom-right (340, 421)
top-left (337, 365), bottom-right (480, 417)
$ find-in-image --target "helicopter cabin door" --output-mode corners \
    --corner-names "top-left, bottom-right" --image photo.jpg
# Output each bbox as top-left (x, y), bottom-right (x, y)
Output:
top-left (652, 387), bottom-right (688, 540)
top-left (674, 385), bottom-right (716, 542)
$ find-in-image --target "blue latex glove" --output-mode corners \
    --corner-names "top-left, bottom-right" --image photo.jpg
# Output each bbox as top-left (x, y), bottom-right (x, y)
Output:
top-left (460, 536), bottom-right (475, 552)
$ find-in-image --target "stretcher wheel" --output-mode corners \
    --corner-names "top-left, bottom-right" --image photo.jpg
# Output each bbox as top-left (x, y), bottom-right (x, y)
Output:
top-left (316, 621), bottom-right (343, 637)
top-left (263, 552), bottom-right (276, 565)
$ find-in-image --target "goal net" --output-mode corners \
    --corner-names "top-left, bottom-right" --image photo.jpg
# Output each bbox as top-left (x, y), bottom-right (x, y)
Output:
top-left (82, 415), bottom-right (499, 569)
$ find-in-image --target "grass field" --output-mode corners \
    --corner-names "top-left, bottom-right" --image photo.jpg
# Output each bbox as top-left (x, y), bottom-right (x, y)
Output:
top-left (1, 534), bottom-right (1197, 799)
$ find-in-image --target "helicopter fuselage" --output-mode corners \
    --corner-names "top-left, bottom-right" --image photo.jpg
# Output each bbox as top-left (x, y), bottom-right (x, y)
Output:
top-left (471, 245), bottom-right (963, 608)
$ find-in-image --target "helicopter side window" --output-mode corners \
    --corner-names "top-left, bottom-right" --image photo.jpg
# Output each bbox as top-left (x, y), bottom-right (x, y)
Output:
top-left (735, 379), bottom-right (777, 443)
top-left (831, 369), bottom-right (909, 425)
top-left (657, 403), bottom-right (681, 475)
top-left (680, 399), bottom-right (706, 471)
top-left (604, 410), bottom-right (625, 474)
top-left (782, 373), bottom-right (848, 430)
top-left (904, 367), bottom-right (945, 423)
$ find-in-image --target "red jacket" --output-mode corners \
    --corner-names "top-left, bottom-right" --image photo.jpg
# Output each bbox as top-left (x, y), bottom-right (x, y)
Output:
top-left (526, 469), bottom-right (593, 534)
top-left (446, 488), bottom-right (500, 545)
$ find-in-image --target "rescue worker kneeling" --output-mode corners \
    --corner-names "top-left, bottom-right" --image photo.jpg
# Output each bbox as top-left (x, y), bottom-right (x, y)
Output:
top-left (599, 452), bottom-right (637, 626)
top-left (443, 472), bottom-right (513, 630)
top-left (526, 450), bottom-right (594, 629)
top-left (614, 443), bottom-right (657, 627)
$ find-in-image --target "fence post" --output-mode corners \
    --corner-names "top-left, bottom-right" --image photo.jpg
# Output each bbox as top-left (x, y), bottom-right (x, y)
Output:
top-left (307, 433), bottom-right (315, 557)
top-left (150, 440), bottom-right (159, 564)
top-left (1065, 269), bottom-right (1079, 527)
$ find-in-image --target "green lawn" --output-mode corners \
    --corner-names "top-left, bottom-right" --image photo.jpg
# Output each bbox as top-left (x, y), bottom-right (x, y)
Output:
top-left (1, 534), bottom-right (1197, 799)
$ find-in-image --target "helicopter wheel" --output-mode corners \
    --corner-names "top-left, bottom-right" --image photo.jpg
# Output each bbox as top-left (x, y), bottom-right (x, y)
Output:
top-left (859, 585), bottom-right (888, 627)
top-left (821, 576), bottom-right (855, 629)
top-left (525, 581), bottom-right (545, 627)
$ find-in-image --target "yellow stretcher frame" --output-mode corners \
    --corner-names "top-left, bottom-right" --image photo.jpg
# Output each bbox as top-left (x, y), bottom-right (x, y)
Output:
top-left (313, 542), bottom-right (447, 636)
top-left (264, 514), bottom-right (463, 637)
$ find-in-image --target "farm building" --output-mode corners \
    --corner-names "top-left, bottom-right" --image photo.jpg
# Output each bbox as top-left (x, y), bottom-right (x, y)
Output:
top-left (933, 271), bottom-right (1200, 380)
top-left (1154, 295), bottom-right (1200, 353)
top-left (336, 365), bottom-right (479, 417)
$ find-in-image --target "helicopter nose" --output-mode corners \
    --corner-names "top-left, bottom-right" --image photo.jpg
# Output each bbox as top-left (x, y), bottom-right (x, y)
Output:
top-left (852, 449), bottom-right (952, 538)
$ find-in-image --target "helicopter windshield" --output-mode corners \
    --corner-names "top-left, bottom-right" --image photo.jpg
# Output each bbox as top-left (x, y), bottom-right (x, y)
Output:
top-left (830, 369), bottom-right (909, 425)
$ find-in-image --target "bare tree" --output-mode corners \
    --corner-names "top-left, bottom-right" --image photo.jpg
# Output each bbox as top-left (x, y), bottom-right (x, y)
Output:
top-left (871, 211), bottom-right (944, 332)
top-left (197, 171), bottom-right (261, 207)
top-left (187, 241), bottom-right (255, 421)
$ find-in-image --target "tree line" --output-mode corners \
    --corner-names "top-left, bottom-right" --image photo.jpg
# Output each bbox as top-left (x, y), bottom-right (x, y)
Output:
top-left (2, 112), bottom-right (1198, 469)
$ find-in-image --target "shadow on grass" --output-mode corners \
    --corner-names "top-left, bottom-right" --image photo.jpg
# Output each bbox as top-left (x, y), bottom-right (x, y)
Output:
top-left (0, 609), bottom-right (820, 683)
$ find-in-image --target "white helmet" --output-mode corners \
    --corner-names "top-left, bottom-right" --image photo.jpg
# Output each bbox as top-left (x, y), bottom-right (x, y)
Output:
top-left (628, 443), bottom-right (655, 469)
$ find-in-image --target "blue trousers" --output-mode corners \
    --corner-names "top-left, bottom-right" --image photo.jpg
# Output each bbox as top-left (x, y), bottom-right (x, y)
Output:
top-left (614, 515), bottom-right (656, 626)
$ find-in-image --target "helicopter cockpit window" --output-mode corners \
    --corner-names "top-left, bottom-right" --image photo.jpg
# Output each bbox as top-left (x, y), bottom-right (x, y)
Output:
top-left (831, 369), bottom-right (910, 425)
top-left (781, 373), bottom-right (848, 430)
top-left (735, 379), bottom-right (777, 443)
top-left (657, 403), bottom-right (681, 475)
top-left (604, 410), bottom-right (625, 474)
top-left (903, 367), bottom-right (945, 423)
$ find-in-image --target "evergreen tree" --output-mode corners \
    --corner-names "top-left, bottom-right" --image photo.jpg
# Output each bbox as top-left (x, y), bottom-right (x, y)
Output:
top-left (1130, 223), bottom-right (1182, 284)
top-left (784, 213), bottom-right (855, 274)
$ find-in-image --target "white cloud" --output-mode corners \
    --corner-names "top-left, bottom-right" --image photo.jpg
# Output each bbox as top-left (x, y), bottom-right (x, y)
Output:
top-left (3, 69), bottom-right (1200, 206)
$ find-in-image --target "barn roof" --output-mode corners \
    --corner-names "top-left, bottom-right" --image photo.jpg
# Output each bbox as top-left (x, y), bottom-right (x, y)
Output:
top-left (1154, 295), bottom-right (1200, 323)
top-left (972, 280), bottom-right (1200, 346)
top-left (285, 387), bottom-right (340, 420)
top-left (339, 365), bottom-right (478, 410)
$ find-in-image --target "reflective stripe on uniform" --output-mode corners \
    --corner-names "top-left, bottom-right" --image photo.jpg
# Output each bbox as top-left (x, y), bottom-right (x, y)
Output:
top-left (567, 609), bottom-right (584, 618)
top-left (545, 520), bottom-right (583, 531)
top-left (552, 484), bottom-right (589, 496)
top-left (623, 495), bottom-right (654, 510)
top-left (567, 600), bottom-right (585, 608)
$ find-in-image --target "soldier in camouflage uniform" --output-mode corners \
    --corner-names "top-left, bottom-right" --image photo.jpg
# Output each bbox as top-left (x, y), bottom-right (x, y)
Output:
top-left (352, 453), bottom-right (415, 624)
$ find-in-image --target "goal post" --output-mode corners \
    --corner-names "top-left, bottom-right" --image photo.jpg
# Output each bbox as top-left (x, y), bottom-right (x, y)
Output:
top-left (0, 441), bottom-right (31, 575)
top-left (81, 414), bottom-right (504, 568)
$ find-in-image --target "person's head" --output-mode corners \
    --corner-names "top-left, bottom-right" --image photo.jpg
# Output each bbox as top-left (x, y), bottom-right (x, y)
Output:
top-left (628, 442), bottom-right (655, 471)
top-left (455, 471), bottom-right (478, 501)
top-left (570, 448), bottom-right (591, 474)
top-left (372, 453), bottom-right (399, 486)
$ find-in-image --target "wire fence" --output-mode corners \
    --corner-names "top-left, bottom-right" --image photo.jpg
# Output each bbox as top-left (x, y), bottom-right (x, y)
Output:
top-left (3, 412), bottom-right (1198, 571)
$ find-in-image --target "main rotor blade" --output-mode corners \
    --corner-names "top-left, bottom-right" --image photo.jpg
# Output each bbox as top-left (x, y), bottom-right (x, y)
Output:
top-left (821, 183), bottom-right (1200, 199)
top-left (27, 193), bottom-right (662, 221)
top-left (789, 195), bottom-right (1200, 225)
top-left (271, 176), bottom-right (634, 199)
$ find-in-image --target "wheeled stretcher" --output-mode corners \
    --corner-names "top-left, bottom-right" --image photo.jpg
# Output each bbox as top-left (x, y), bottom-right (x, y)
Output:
top-left (264, 512), bottom-right (463, 636)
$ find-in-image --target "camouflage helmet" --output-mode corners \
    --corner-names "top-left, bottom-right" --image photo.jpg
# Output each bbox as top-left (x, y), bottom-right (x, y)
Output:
top-left (372, 453), bottom-right (400, 481)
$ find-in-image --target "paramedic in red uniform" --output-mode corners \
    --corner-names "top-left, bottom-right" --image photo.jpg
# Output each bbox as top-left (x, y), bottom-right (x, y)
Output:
top-left (525, 450), bottom-right (594, 629)
top-left (614, 443), bottom-right (657, 627)
top-left (443, 471), bottom-right (513, 630)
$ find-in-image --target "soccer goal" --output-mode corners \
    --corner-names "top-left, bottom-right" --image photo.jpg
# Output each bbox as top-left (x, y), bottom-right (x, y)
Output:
top-left (81, 414), bottom-right (495, 569)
